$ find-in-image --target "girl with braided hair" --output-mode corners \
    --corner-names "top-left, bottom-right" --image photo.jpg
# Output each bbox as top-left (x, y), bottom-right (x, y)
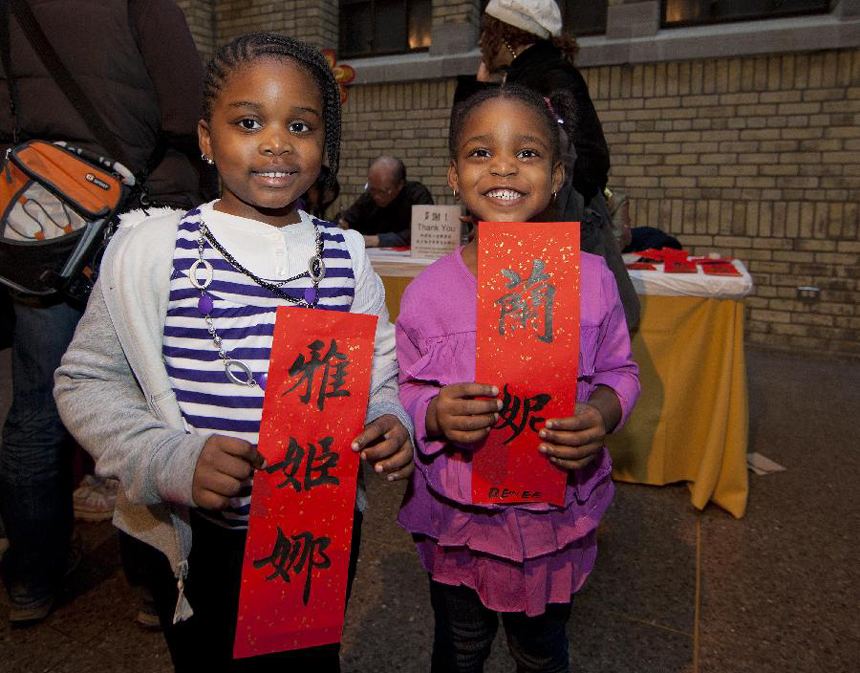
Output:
top-left (55, 32), bottom-right (413, 671)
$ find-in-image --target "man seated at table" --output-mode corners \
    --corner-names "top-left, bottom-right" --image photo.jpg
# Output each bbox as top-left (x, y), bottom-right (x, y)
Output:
top-left (338, 156), bottom-right (433, 247)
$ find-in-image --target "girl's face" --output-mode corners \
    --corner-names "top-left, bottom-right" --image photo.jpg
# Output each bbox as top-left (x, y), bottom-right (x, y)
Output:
top-left (448, 97), bottom-right (564, 224)
top-left (198, 57), bottom-right (324, 227)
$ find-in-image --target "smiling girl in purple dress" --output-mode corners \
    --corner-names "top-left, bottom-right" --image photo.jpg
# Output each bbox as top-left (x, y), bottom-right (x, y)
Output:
top-left (396, 84), bottom-right (640, 672)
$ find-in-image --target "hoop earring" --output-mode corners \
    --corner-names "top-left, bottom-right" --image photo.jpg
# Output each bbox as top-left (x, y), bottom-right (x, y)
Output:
top-left (452, 188), bottom-right (459, 201)
top-left (201, 153), bottom-right (214, 165)
top-left (552, 191), bottom-right (557, 202)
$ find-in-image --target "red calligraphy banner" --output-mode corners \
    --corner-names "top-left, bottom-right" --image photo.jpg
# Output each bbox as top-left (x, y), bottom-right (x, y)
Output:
top-left (472, 222), bottom-right (580, 507)
top-left (233, 307), bottom-right (378, 659)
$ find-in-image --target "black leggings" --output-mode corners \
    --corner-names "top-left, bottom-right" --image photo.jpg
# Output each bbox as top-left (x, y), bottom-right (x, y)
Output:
top-left (429, 580), bottom-right (572, 673)
top-left (120, 508), bottom-right (363, 672)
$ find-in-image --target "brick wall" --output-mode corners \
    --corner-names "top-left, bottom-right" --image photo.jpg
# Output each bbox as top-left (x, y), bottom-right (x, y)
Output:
top-left (432, 0), bottom-right (481, 26)
top-left (175, 1), bottom-right (859, 360)
top-left (338, 81), bottom-right (458, 207)
top-left (176, 0), bottom-right (216, 59)
top-left (584, 50), bottom-right (860, 358)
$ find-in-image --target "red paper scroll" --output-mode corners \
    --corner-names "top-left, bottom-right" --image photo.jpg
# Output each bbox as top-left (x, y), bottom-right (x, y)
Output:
top-left (234, 307), bottom-right (377, 659)
top-left (472, 222), bottom-right (580, 507)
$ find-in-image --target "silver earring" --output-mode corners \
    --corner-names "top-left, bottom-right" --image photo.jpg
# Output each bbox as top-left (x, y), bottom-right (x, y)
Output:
top-left (452, 188), bottom-right (459, 200)
top-left (201, 153), bottom-right (214, 165)
top-left (552, 192), bottom-right (557, 202)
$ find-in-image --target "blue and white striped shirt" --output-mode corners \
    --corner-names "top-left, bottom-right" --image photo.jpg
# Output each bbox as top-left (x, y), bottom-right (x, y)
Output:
top-left (163, 204), bottom-right (357, 528)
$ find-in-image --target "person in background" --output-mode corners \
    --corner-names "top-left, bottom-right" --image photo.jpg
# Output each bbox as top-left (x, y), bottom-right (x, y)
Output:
top-left (454, 0), bottom-right (640, 333)
top-left (465, 0), bottom-right (610, 203)
top-left (0, 0), bottom-right (205, 625)
top-left (338, 155), bottom-right (433, 247)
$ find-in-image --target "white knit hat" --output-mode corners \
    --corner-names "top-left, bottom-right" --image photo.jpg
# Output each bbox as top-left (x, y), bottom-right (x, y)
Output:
top-left (484, 0), bottom-right (563, 39)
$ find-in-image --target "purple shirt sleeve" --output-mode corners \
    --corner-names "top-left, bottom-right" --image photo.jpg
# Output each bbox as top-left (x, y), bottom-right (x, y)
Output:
top-left (395, 319), bottom-right (448, 459)
top-left (590, 260), bottom-right (640, 430)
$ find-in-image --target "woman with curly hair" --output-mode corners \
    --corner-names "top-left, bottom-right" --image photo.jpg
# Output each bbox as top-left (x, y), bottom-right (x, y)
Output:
top-left (473, 0), bottom-right (610, 203)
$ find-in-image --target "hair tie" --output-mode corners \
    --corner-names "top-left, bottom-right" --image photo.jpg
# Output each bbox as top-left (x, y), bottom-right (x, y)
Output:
top-left (544, 97), bottom-right (563, 124)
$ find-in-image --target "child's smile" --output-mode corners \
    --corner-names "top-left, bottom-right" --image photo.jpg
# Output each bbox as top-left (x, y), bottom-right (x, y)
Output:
top-left (198, 57), bottom-right (325, 227)
top-left (448, 97), bottom-right (563, 224)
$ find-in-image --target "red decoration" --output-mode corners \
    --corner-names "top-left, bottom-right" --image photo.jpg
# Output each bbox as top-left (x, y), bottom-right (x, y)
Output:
top-left (472, 222), bottom-right (580, 507)
top-left (321, 49), bottom-right (356, 105)
top-left (702, 262), bottom-right (741, 276)
top-left (233, 308), bottom-right (377, 658)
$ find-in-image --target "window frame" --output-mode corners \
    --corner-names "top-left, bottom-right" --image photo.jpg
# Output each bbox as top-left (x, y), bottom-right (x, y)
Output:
top-left (339, 0), bottom-right (432, 59)
top-left (560, 0), bottom-right (608, 37)
top-left (660, 0), bottom-right (831, 30)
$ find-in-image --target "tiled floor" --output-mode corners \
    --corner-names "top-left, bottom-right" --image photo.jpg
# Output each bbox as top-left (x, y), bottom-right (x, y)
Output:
top-left (1, 346), bottom-right (858, 672)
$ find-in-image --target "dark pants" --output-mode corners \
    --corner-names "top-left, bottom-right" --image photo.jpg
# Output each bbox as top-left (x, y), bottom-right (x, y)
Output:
top-left (0, 299), bottom-right (81, 607)
top-left (429, 580), bottom-right (572, 673)
top-left (122, 508), bottom-right (363, 672)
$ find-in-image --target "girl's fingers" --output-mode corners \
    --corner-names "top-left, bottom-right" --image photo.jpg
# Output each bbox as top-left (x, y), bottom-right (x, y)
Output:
top-left (548, 454), bottom-right (599, 471)
top-left (451, 413), bottom-right (498, 432)
top-left (539, 441), bottom-right (603, 465)
top-left (351, 421), bottom-right (388, 451)
top-left (370, 441), bottom-right (414, 475)
top-left (454, 398), bottom-right (502, 416)
top-left (537, 426), bottom-right (603, 448)
top-left (194, 470), bottom-right (242, 506)
top-left (445, 382), bottom-right (499, 401)
top-left (214, 452), bottom-right (257, 480)
top-left (194, 490), bottom-right (230, 511)
top-left (449, 428), bottom-right (492, 444)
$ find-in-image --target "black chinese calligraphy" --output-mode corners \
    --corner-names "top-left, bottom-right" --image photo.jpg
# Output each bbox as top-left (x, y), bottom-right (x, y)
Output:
top-left (493, 383), bottom-right (551, 444)
top-left (284, 339), bottom-right (351, 411)
top-left (253, 527), bottom-right (332, 605)
top-left (265, 436), bottom-right (340, 492)
top-left (495, 259), bottom-right (556, 343)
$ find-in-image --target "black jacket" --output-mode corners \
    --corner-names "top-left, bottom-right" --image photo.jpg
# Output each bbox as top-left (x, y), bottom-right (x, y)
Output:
top-left (454, 41), bottom-right (610, 202)
top-left (1, 0), bottom-right (204, 207)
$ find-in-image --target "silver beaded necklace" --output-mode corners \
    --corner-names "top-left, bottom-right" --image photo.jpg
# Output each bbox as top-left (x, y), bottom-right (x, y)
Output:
top-left (187, 218), bottom-right (326, 388)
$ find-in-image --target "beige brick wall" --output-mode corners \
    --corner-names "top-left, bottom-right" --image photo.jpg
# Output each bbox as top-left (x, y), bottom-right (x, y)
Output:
top-left (583, 50), bottom-right (860, 359)
top-left (338, 80), bottom-right (458, 207)
top-left (176, 2), bottom-right (860, 360)
top-left (433, 0), bottom-right (481, 26)
top-left (176, 0), bottom-right (216, 60)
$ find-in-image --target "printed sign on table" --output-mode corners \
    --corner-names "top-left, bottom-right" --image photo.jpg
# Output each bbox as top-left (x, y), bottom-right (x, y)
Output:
top-left (234, 308), bottom-right (377, 659)
top-left (472, 222), bottom-right (581, 507)
top-left (410, 205), bottom-right (463, 259)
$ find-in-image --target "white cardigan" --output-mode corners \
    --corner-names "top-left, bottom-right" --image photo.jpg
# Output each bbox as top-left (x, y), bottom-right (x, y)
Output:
top-left (54, 206), bottom-right (412, 622)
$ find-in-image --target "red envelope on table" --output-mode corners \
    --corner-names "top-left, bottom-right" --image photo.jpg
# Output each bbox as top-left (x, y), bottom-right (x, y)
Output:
top-left (661, 247), bottom-right (690, 262)
top-left (663, 259), bottom-right (698, 273)
top-left (472, 221), bottom-right (580, 507)
top-left (702, 261), bottom-right (741, 276)
top-left (626, 262), bottom-right (657, 270)
top-left (233, 308), bottom-right (377, 659)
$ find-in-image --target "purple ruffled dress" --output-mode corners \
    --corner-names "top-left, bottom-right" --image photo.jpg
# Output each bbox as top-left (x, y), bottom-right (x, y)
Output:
top-left (396, 248), bottom-right (640, 616)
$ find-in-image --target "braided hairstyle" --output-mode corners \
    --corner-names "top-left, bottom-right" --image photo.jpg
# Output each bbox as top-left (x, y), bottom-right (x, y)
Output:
top-left (448, 83), bottom-right (576, 162)
top-left (202, 32), bottom-right (342, 188)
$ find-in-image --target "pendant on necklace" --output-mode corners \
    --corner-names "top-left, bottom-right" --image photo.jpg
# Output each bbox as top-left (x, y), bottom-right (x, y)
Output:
top-left (303, 287), bottom-right (316, 305)
top-left (197, 292), bottom-right (214, 315)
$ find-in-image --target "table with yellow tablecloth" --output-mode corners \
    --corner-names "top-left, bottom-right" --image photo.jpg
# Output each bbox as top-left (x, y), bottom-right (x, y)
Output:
top-left (369, 249), bottom-right (753, 519)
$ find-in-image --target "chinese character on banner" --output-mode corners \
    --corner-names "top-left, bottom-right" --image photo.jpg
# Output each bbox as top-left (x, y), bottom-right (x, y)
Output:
top-left (234, 308), bottom-right (377, 659)
top-left (472, 222), bottom-right (580, 506)
top-left (321, 49), bottom-right (356, 104)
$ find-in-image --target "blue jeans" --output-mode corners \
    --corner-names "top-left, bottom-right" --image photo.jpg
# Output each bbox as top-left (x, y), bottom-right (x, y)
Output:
top-left (429, 580), bottom-right (572, 673)
top-left (0, 299), bottom-right (81, 606)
